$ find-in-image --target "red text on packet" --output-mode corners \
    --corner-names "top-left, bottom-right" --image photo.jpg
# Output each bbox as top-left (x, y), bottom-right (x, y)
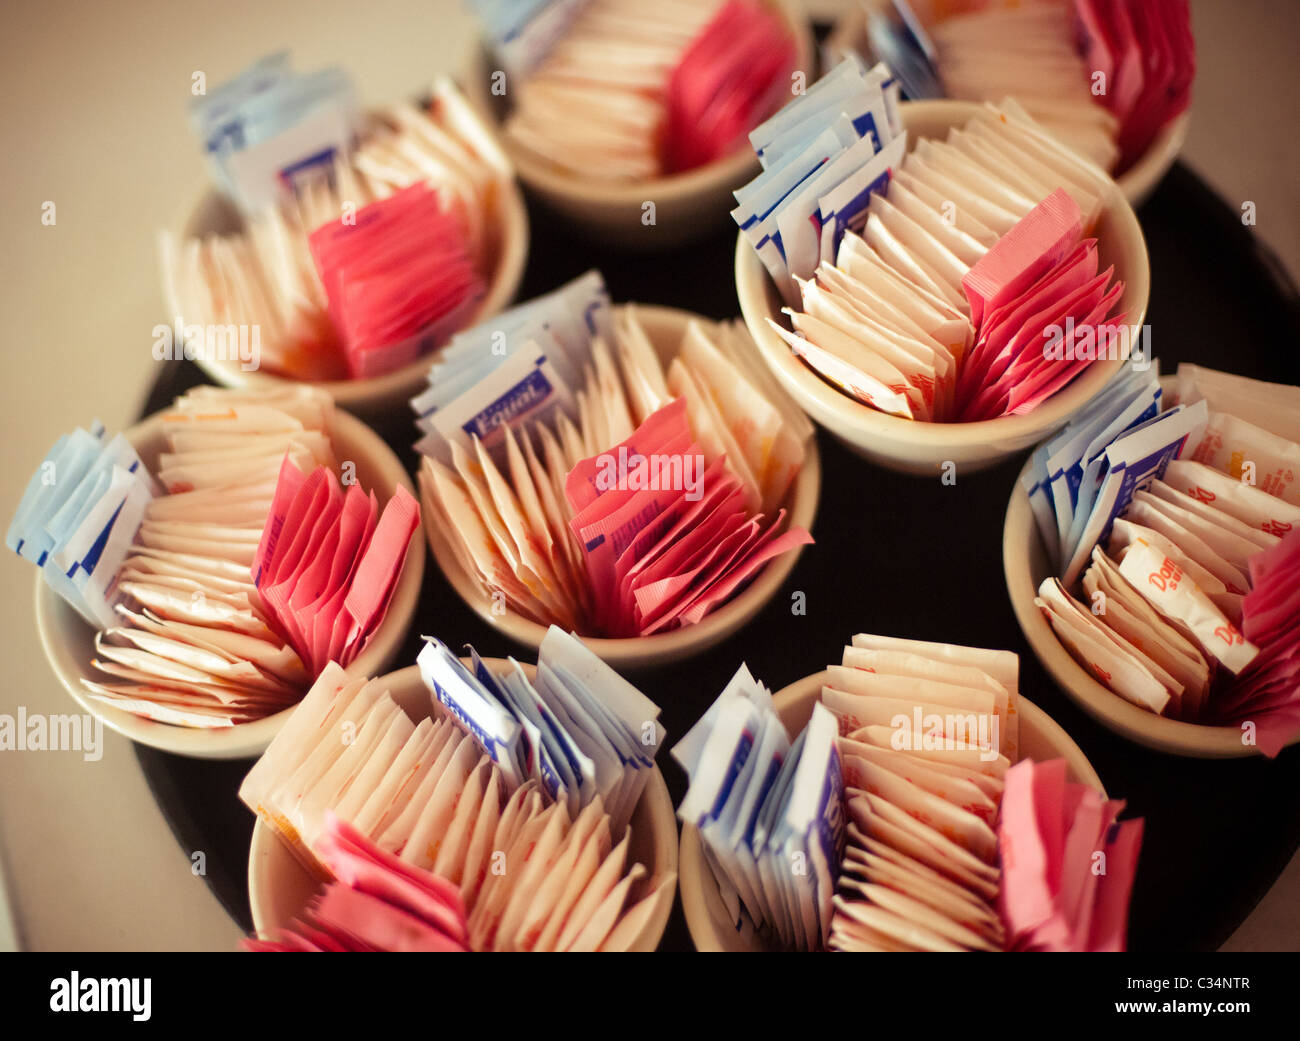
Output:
top-left (1147, 556), bottom-right (1181, 592)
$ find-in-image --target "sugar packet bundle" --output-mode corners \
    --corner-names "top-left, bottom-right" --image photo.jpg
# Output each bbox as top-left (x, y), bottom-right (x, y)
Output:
top-left (162, 79), bottom-right (507, 382)
top-left (414, 274), bottom-right (813, 637)
top-left (8, 387), bottom-right (357, 727)
top-left (190, 52), bottom-right (359, 215)
top-left (826, 633), bottom-right (1143, 951)
top-left (240, 640), bottom-right (674, 951)
top-left (7, 422), bottom-right (157, 630)
top-left (308, 182), bottom-right (485, 379)
top-left (735, 56), bottom-right (905, 304)
top-left (887, 0), bottom-right (1194, 173)
top-left (1219, 529), bottom-right (1300, 755)
top-left (417, 627), bottom-right (665, 836)
top-left (673, 665), bottom-right (845, 951)
top-left (1026, 364), bottom-right (1300, 741)
top-left (825, 634), bottom-right (1014, 951)
top-left (995, 758), bottom-right (1142, 951)
top-left (245, 812), bottom-right (471, 952)
top-left (251, 457), bottom-right (420, 676)
top-left (486, 0), bottom-right (796, 181)
top-left (752, 62), bottom-right (1126, 422)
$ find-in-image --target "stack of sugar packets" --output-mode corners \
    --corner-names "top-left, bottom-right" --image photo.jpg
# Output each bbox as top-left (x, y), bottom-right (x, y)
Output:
top-left (245, 813), bottom-right (472, 952)
top-left (678, 634), bottom-right (1143, 951)
top-left (672, 665), bottom-right (844, 950)
top-left (739, 56), bottom-right (1130, 423)
top-left (411, 271), bottom-right (814, 638)
top-left (189, 51), bottom-right (359, 215)
top-left (913, 0), bottom-right (1195, 172)
top-left (7, 387), bottom-right (418, 729)
top-left (240, 627), bottom-right (675, 952)
top-left (1024, 363), bottom-right (1300, 753)
top-left (163, 71), bottom-right (506, 381)
top-left (472, 0), bottom-right (796, 180)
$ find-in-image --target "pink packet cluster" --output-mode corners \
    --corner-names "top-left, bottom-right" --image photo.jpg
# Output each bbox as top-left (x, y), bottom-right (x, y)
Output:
top-left (252, 456), bottom-right (419, 674)
top-left (244, 812), bottom-right (469, 952)
top-left (1074, 0), bottom-right (1195, 170)
top-left (309, 182), bottom-right (485, 380)
top-left (663, 0), bottom-right (795, 173)
top-left (996, 758), bottom-right (1142, 951)
top-left (1218, 528), bottom-right (1300, 756)
top-left (957, 188), bottom-right (1126, 420)
top-left (563, 398), bottom-right (813, 637)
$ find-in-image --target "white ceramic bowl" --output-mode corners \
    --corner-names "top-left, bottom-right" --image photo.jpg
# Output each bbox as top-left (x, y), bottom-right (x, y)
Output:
top-left (166, 158), bottom-right (529, 416)
top-left (35, 409), bottom-right (425, 760)
top-left (679, 669), bottom-right (1105, 952)
top-left (736, 98), bottom-right (1150, 476)
top-left (247, 660), bottom-right (678, 951)
top-left (461, 0), bottom-right (816, 249)
top-left (423, 303), bottom-right (822, 671)
top-left (1003, 423), bottom-right (1287, 758)
top-left (822, 1), bottom-right (1190, 209)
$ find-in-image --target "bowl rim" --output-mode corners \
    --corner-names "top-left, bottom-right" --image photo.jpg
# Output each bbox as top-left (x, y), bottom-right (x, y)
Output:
top-left (734, 98), bottom-right (1151, 453)
top-left (166, 148), bottom-right (530, 408)
top-left (678, 669), bottom-right (1105, 952)
top-left (247, 660), bottom-right (679, 952)
top-left (1002, 446), bottom-right (1279, 759)
top-left (421, 302), bottom-right (823, 668)
top-left (459, 0), bottom-right (818, 205)
top-left (34, 407), bottom-right (425, 760)
top-left (821, 0), bottom-right (1190, 208)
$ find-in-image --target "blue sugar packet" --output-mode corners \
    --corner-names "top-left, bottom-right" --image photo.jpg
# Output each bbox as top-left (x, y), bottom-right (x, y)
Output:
top-left (1060, 399), bottom-right (1210, 586)
top-left (8, 424), bottom-right (158, 627)
top-left (865, 0), bottom-right (941, 101)
top-left (410, 270), bottom-right (611, 461)
top-left (190, 54), bottom-right (358, 215)
top-left (466, 0), bottom-right (591, 78)
top-left (734, 58), bottom-right (905, 304)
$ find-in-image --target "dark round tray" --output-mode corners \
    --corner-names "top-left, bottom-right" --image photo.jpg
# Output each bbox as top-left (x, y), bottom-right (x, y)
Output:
top-left (133, 158), bottom-right (1300, 953)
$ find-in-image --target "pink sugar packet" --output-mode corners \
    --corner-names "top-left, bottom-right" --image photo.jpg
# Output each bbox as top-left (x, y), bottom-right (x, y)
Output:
top-left (316, 812), bottom-right (468, 946)
top-left (339, 483), bottom-right (420, 665)
top-left (252, 455), bottom-right (307, 586)
top-left (961, 188), bottom-right (1084, 330)
top-left (565, 397), bottom-right (692, 514)
top-left (244, 813), bottom-right (470, 953)
top-left (996, 758), bottom-right (1142, 951)
top-left (959, 239), bottom-right (1100, 401)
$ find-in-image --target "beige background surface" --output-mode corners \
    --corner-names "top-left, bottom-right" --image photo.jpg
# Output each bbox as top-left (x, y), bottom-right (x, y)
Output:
top-left (0, 0), bottom-right (1295, 951)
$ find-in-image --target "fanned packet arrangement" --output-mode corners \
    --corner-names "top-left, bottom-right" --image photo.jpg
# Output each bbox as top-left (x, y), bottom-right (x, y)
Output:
top-left (8, 386), bottom-right (418, 728)
top-left (678, 633), bottom-right (1142, 951)
top-left (737, 57), bottom-right (1129, 422)
top-left (240, 627), bottom-right (676, 952)
top-left (858, 0), bottom-right (1195, 173)
top-left (412, 271), bottom-right (814, 638)
top-left (1024, 363), bottom-right (1300, 754)
top-left (470, 0), bottom-right (798, 180)
top-left (163, 59), bottom-right (511, 380)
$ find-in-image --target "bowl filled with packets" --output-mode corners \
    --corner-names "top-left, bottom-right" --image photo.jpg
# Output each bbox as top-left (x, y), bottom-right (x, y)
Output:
top-left (734, 56), bottom-right (1151, 476)
top-left (163, 59), bottom-right (529, 414)
top-left (19, 386), bottom-right (426, 759)
top-left (1005, 363), bottom-right (1300, 758)
top-left (824, 0), bottom-right (1194, 208)
top-left (412, 271), bottom-right (821, 670)
top-left (243, 631), bottom-right (678, 952)
top-left (675, 633), bottom-right (1146, 952)
top-left (462, 0), bottom-right (816, 248)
